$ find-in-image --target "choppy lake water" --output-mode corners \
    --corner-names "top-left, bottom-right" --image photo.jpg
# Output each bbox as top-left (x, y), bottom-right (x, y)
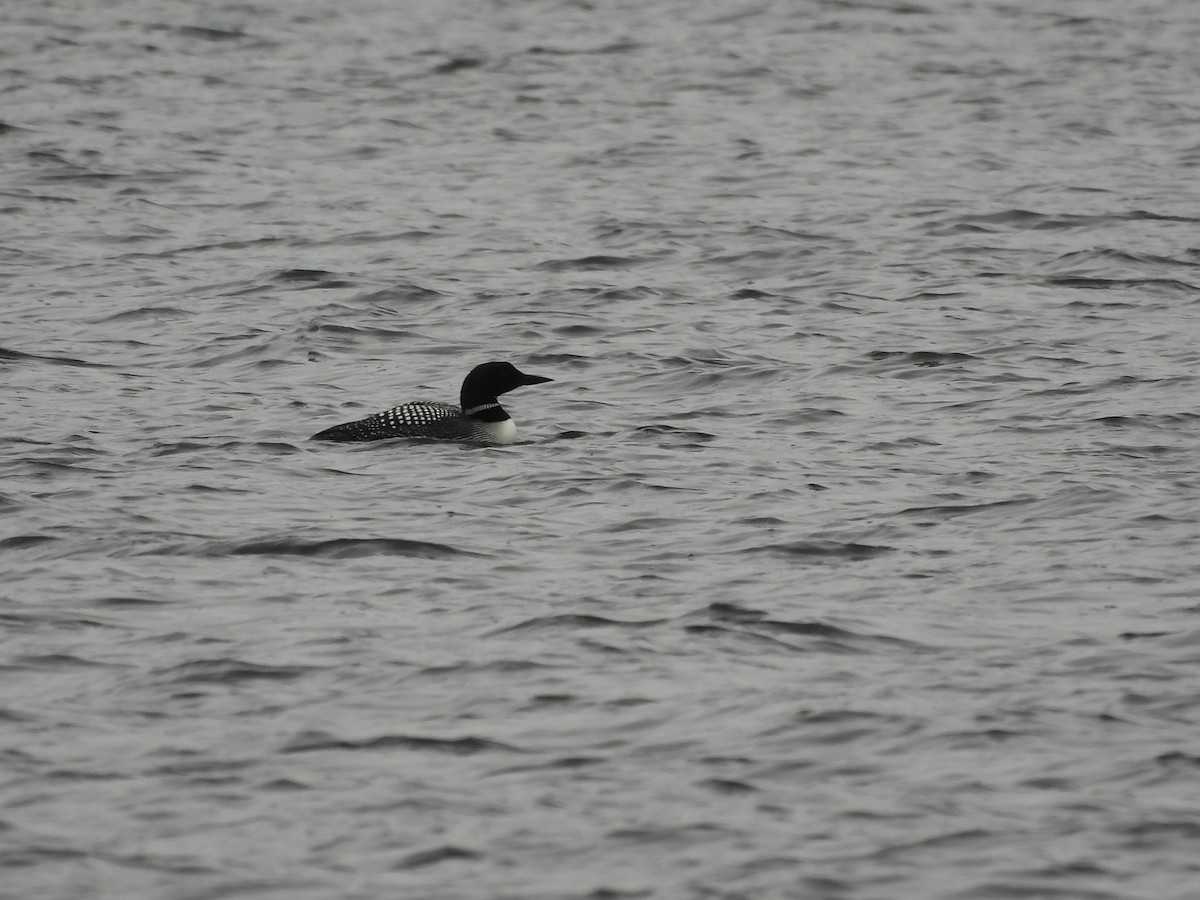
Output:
top-left (4, 1), bottom-right (1200, 898)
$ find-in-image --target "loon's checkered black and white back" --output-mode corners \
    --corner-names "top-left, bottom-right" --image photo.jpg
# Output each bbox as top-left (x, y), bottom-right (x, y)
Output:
top-left (311, 361), bottom-right (552, 445)
top-left (313, 401), bottom-right (498, 443)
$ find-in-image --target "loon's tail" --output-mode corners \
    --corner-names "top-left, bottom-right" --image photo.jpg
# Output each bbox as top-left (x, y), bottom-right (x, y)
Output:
top-left (311, 419), bottom-right (376, 442)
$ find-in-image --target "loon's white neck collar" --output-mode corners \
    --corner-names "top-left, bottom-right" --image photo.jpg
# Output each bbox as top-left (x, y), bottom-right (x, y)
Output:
top-left (463, 401), bottom-right (503, 417)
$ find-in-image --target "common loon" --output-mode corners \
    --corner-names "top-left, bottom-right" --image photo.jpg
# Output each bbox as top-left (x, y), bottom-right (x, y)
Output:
top-left (310, 361), bottom-right (552, 444)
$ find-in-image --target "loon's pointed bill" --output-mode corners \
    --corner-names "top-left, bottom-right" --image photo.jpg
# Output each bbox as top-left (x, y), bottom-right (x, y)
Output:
top-left (311, 361), bottom-right (552, 445)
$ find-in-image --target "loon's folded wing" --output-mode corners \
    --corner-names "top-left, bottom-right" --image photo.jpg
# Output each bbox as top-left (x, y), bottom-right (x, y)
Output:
top-left (311, 401), bottom-right (461, 442)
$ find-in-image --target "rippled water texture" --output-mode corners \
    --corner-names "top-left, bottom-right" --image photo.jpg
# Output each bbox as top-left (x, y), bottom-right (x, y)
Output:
top-left (4, 1), bottom-right (1200, 897)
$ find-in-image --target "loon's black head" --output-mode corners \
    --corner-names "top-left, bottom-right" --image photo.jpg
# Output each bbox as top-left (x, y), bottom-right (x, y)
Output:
top-left (460, 361), bottom-right (552, 418)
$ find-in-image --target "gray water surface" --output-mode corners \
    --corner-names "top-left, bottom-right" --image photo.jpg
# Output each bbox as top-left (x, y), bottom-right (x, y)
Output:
top-left (4, 1), bottom-right (1200, 898)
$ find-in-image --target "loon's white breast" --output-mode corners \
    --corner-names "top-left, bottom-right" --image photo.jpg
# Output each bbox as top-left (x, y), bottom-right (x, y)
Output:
top-left (484, 418), bottom-right (518, 445)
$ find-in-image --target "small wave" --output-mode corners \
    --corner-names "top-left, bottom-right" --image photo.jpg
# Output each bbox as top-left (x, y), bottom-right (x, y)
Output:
top-left (86, 306), bottom-right (191, 324)
top-left (145, 440), bottom-right (301, 459)
top-left (89, 596), bottom-right (171, 608)
top-left (682, 623), bottom-right (824, 654)
top-left (412, 660), bottom-right (556, 678)
top-left (738, 540), bottom-right (893, 561)
top-left (302, 321), bottom-right (419, 339)
top-left (1095, 412), bottom-right (1200, 429)
top-left (860, 437), bottom-right (941, 451)
top-left (353, 283), bottom-right (445, 305)
top-left (896, 497), bottom-right (1037, 519)
top-left (265, 268), bottom-right (358, 290)
top-left (148, 440), bottom-right (220, 457)
top-left (761, 408), bottom-right (847, 429)
top-left (430, 56), bottom-right (485, 75)
top-left (632, 424), bottom-right (717, 444)
top-left (824, 350), bottom-right (977, 377)
top-left (759, 619), bottom-right (931, 653)
top-left (225, 537), bottom-right (478, 560)
top-left (173, 25), bottom-right (255, 42)
top-left (601, 516), bottom-right (687, 534)
top-left (536, 254), bottom-right (651, 271)
top-left (157, 659), bottom-right (318, 685)
top-left (552, 323), bottom-right (607, 336)
top-left (927, 209), bottom-right (1099, 234)
top-left (697, 778), bottom-right (757, 794)
top-left (274, 267), bottom-right (337, 282)
top-left (0, 534), bottom-right (58, 550)
top-left (282, 730), bottom-right (513, 755)
top-left (14, 653), bottom-right (118, 671)
top-left (488, 613), bottom-right (667, 635)
top-left (1044, 247), bottom-right (1200, 272)
top-left (689, 603), bottom-right (930, 653)
top-left (116, 236), bottom-right (285, 261)
top-left (928, 207), bottom-right (1200, 237)
top-left (527, 40), bottom-right (641, 56)
top-left (0, 345), bottom-right (115, 369)
top-left (132, 536), bottom-right (477, 560)
top-left (1046, 274), bottom-right (1200, 291)
top-left (785, 708), bottom-right (922, 746)
top-left (492, 755), bottom-right (606, 777)
top-left (592, 285), bottom-right (664, 301)
top-left (866, 350), bottom-right (977, 368)
top-left (395, 846), bottom-right (482, 869)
